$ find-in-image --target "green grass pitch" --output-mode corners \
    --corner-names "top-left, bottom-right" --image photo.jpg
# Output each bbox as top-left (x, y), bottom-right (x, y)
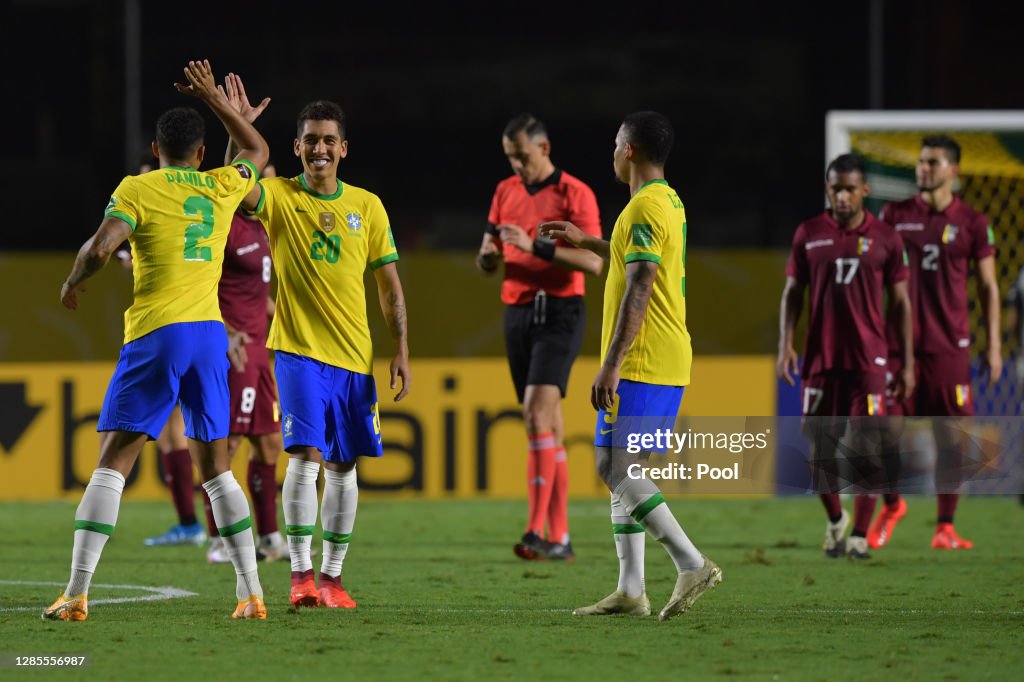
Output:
top-left (1, 496), bottom-right (1022, 681)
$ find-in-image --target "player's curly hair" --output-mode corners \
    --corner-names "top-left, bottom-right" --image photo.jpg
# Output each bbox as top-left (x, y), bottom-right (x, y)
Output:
top-left (621, 111), bottom-right (674, 165)
top-left (156, 107), bottom-right (205, 160)
top-left (297, 100), bottom-right (346, 139)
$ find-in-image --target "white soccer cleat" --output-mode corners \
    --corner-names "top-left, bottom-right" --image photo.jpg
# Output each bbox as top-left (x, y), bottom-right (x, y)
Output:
top-left (823, 508), bottom-right (849, 558)
top-left (207, 537), bottom-right (230, 564)
top-left (658, 555), bottom-right (722, 621)
top-left (846, 535), bottom-right (871, 560)
top-left (573, 591), bottom-right (651, 617)
top-left (257, 532), bottom-right (289, 562)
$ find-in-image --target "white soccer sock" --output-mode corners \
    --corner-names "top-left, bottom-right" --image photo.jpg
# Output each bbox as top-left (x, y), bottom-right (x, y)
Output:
top-left (320, 467), bottom-right (357, 579)
top-left (282, 458), bottom-right (320, 573)
top-left (66, 468), bottom-right (125, 597)
top-left (611, 494), bottom-right (646, 598)
top-left (203, 471), bottom-right (262, 600)
top-left (614, 478), bottom-right (703, 573)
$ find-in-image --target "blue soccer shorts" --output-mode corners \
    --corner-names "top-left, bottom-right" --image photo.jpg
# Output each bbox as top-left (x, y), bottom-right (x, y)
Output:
top-left (274, 351), bottom-right (383, 463)
top-left (594, 379), bottom-right (684, 451)
top-left (97, 321), bottom-right (230, 442)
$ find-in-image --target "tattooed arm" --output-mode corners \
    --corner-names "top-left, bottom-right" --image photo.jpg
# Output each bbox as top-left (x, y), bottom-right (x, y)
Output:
top-left (60, 216), bottom-right (134, 310)
top-left (591, 260), bottom-right (657, 410)
top-left (373, 262), bottom-right (411, 401)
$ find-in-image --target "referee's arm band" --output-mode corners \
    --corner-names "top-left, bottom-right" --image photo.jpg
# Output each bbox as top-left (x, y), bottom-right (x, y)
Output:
top-left (485, 223), bottom-right (500, 237)
top-left (532, 238), bottom-right (556, 261)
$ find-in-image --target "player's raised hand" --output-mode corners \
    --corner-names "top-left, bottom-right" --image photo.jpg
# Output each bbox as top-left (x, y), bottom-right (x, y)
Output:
top-left (390, 353), bottom-right (411, 401)
top-left (173, 60), bottom-right (219, 101)
top-left (591, 364), bottom-right (620, 411)
top-left (776, 345), bottom-right (800, 386)
top-left (220, 73), bottom-right (270, 123)
top-left (539, 221), bottom-right (585, 246)
top-left (60, 280), bottom-right (85, 310)
top-left (498, 224), bottom-right (532, 253)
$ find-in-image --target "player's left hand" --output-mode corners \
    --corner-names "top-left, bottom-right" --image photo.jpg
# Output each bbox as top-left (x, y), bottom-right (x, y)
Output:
top-left (390, 353), bottom-right (411, 401)
top-left (984, 345), bottom-right (1003, 386)
top-left (60, 281), bottom-right (85, 310)
top-left (227, 330), bottom-right (252, 372)
top-left (893, 363), bottom-right (915, 402)
top-left (498, 224), bottom-right (532, 253)
top-left (174, 59), bottom-right (219, 101)
top-left (591, 363), bottom-right (620, 411)
top-left (219, 73), bottom-right (271, 123)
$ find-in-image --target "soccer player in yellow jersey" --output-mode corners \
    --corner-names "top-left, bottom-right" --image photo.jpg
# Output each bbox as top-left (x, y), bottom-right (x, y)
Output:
top-left (225, 75), bottom-right (410, 610)
top-left (541, 111), bottom-right (721, 621)
top-left (44, 60), bottom-right (271, 622)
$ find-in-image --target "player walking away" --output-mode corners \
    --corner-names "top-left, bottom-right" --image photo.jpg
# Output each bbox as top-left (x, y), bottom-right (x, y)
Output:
top-left (541, 111), bottom-right (721, 621)
top-left (871, 135), bottom-right (1001, 551)
top-left (777, 153), bottom-right (914, 561)
top-left (45, 60), bottom-right (270, 621)
top-left (227, 75), bottom-right (411, 610)
top-left (477, 113), bottom-right (603, 561)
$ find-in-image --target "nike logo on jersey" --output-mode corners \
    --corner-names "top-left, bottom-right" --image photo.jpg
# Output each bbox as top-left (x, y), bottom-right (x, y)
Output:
top-left (599, 428), bottom-right (615, 435)
top-left (236, 243), bottom-right (261, 256)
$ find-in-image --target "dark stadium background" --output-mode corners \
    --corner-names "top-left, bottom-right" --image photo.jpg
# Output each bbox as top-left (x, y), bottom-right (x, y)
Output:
top-left (5, 0), bottom-right (1024, 252)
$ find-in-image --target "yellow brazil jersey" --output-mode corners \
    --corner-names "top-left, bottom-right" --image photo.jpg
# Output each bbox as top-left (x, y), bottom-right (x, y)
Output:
top-left (104, 161), bottom-right (258, 344)
top-left (601, 178), bottom-right (691, 386)
top-left (255, 175), bottom-right (398, 374)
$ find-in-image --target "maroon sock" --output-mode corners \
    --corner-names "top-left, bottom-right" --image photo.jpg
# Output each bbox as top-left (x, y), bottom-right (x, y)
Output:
top-left (161, 449), bottom-right (197, 526)
top-left (852, 495), bottom-right (878, 536)
top-left (937, 493), bottom-right (959, 524)
top-left (248, 460), bottom-right (279, 536)
top-left (201, 488), bottom-right (218, 537)
top-left (819, 493), bottom-right (842, 523)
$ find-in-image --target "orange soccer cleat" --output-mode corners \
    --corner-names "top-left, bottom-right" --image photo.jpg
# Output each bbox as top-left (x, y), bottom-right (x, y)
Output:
top-left (41, 592), bottom-right (88, 621)
top-left (289, 569), bottom-right (320, 609)
top-left (318, 574), bottom-right (357, 609)
top-left (931, 523), bottom-right (974, 550)
top-left (232, 595), bottom-right (267, 619)
top-left (867, 497), bottom-right (908, 549)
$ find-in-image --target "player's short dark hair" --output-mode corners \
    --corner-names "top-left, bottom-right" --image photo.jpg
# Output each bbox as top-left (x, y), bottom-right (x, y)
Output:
top-left (825, 153), bottom-right (867, 179)
top-left (621, 111), bottom-right (674, 165)
top-left (922, 134), bottom-right (961, 164)
top-left (503, 113), bottom-right (547, 140)
top-left (297, 100), bottom-right (346, 139)
top-left (156, 108), bottom-right (205, 160)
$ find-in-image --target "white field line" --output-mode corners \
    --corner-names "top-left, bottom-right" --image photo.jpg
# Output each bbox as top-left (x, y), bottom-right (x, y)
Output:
top-left (0, 580), bottom-right (197, 612)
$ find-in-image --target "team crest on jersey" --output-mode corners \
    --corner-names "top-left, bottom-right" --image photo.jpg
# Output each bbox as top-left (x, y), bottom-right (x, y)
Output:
top-left (942, 224), bottom-right (959, 244)
top-left (283, 414), bottom-right (294, 437)
top-left (346, 212), bottom-right (363, 231)
top-left (857, 237), bottom-right (873, 255)
top-left (866, 393), bottom-right (883, 416)
top-left (320, 212), bottom-right (336, 232)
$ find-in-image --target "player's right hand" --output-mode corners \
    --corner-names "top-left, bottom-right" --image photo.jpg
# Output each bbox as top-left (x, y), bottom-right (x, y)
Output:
top-left (218, 73), bottom-right (271, 123)
top-left (174, 59), bottom-right (219, 101)
top-left (227, 330), bottom-right (252, 372)
top-left (776, 346), bottom-right (799, 386)
top-left (539, 221), bottom-right (584, 246)
top-left (60, 281), bottom-right (85, 310)
top-left (476, 240), bottom-right (502, 272)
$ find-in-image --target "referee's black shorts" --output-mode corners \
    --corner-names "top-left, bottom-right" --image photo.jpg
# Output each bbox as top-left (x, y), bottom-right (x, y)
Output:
top-left (503, 293), bottom-right (586, 403)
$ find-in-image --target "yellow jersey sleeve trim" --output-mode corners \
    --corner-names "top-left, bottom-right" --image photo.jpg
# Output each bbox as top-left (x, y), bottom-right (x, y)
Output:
top-left (369, 253), bottom-right (400, 270)
top-left (625, 252), bottom-right (661, 264)
top-left (105, 210), bottom-right (137, 231)
top-left (253, 183), bottom-right (267, 214)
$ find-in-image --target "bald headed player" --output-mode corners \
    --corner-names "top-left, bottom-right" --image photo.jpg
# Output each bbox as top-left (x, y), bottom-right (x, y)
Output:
top-left (478, 113), bottom-right (603, 561)
top-left (870, 135), bottom-right (1001, 551)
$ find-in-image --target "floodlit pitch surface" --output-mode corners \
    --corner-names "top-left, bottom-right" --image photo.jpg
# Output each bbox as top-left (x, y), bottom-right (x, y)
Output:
top-left (1, 497), bottom-right (1021, 680)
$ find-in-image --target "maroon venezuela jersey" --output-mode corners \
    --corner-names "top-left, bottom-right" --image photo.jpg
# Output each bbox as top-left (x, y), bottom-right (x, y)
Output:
top-left (881, 195), bottom-right (994, 356)
top-left (785, 211), bottom-right (908, 377)
top-left (219, 212), bottom-right (272, 367)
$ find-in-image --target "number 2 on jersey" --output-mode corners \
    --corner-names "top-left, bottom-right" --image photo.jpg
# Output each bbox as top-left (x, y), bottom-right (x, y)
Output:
top-left (183, 195), bottom-right (214, 262)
